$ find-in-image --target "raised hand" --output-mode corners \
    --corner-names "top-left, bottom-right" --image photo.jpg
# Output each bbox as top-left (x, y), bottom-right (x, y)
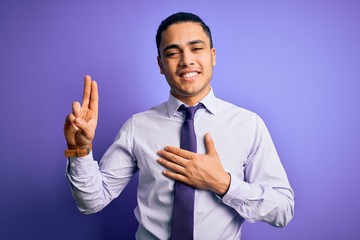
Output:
top-left (157, 133), bottom-right (231, 196)
top-left (64, 75), bottom-right (99, 150)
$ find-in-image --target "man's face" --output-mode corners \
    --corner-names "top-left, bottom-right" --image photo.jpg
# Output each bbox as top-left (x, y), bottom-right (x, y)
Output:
top-left (157, 22), bottom-right (216, 105)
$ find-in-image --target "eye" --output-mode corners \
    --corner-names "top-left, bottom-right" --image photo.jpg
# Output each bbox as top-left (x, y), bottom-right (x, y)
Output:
top-left (165, 51), bottom-right (179, 58)
top-left (193, 47), bottom-right (204, 52)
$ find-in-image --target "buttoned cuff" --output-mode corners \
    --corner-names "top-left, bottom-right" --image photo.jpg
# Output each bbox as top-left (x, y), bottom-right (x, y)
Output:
top-left (221, 176), bottom-right (250, 206)
top-left (66, 151), bottom-right (98, 176)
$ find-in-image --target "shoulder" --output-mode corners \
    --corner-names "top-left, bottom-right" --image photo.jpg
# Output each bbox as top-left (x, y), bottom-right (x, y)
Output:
top-left (131, 101), bottom-right (168, 120)
top-left (214, 98), bottom-right (272, 139)
top-left (115, 102), bottom-right (167, 139)
top-left (215, 97), bottom-right (260, 121)
top-left (122, 101), bottom-right (169, 130)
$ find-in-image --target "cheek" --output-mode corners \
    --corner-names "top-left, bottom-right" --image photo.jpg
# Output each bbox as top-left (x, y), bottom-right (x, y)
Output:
top-left (162, 65), bottom-right (178, 81)
top-left (164, 62), bottom-right (178, 75)
top-left (203, 58), bottom-right (215, 73)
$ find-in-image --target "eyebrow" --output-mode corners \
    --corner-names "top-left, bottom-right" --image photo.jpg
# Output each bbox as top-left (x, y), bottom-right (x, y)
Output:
top-left (162, 39), bottom-right (206, 54)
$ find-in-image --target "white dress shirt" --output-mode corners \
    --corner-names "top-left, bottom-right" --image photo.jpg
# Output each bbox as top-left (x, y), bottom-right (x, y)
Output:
top-left (66, 89), bottom-right (294, 240)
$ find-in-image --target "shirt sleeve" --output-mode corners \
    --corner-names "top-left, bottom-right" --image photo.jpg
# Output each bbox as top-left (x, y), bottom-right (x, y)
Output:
top-left (221, 116), bottom-right (295, 227)
top-left (65, 117), bottom-right (138, 214)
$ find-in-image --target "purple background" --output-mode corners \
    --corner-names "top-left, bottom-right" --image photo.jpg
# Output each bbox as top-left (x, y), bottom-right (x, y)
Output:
top-left (1, 1), bottom-right (359, 239)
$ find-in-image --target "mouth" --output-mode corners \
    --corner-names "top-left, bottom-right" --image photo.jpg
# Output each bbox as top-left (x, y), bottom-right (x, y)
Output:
top-left (179, 71), bottom-right (200, 81)
top-left (182, 72), bottom-right (198, 78)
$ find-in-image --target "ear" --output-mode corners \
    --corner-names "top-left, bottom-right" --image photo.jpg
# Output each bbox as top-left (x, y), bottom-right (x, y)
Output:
top-left (211, 48), bottom-right (216, 67)
top-left (157, 56), bottom-right (164, 74)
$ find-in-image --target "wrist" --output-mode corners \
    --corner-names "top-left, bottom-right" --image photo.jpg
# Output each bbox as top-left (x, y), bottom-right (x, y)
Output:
top-left (64, 144), bottom-right (92, 157)
top-left (215, 172), bottom-right (231, 197)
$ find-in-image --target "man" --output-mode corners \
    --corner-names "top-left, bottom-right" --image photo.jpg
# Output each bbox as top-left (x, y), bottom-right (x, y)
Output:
top-left (64, 12), bottom-right (294, 239)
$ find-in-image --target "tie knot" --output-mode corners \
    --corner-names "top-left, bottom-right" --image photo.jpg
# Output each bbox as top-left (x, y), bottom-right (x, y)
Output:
top-left (179, 103), bottom-right (204, 120)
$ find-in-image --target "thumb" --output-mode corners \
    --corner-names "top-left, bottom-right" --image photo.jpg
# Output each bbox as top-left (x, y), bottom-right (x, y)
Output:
top-left (204, 132), bottom-right (217, 155)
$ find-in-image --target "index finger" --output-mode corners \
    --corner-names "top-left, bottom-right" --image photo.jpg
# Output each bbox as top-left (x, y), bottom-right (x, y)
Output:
top-left (162, 146), bottom-right (193, 159)
top-left (81, 75), bottom-right (92, 108)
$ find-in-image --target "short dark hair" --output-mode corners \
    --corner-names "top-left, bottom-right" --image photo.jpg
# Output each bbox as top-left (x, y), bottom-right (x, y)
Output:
top-left (156, 12), bottom-right (213, 57)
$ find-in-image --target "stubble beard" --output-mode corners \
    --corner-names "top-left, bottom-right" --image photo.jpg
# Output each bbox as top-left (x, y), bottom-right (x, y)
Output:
top-left (170, 79), bottom-right (211, 101)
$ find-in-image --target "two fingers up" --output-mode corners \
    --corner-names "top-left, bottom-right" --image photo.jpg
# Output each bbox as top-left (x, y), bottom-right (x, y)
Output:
top-left (64, 75), bottom-right (98, 149)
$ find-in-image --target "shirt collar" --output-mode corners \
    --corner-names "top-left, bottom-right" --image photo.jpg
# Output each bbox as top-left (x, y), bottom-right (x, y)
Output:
top-left (166, 88), bottom-right (217, 118)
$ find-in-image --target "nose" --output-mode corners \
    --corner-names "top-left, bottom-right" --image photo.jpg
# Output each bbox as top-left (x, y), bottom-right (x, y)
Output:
top-left (179, 50), bottom-right (194, 67)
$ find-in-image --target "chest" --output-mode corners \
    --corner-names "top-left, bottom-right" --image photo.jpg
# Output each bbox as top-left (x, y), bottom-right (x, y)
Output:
top-left (132, 114), bottom-right (254, 183)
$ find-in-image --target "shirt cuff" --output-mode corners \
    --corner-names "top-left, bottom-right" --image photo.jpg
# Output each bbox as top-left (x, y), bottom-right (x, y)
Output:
top-left (66, 151), bottom-right (98, 176)
top-left (221, 176), bottom-right (250, 206)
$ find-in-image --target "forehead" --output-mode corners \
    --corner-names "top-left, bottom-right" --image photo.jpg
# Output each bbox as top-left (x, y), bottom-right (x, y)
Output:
top-left (160, 22), bottom-right (210, 48)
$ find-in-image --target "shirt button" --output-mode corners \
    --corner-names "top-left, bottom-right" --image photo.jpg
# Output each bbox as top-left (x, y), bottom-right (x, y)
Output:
top-left (71, 163), bottom-right (75, 167)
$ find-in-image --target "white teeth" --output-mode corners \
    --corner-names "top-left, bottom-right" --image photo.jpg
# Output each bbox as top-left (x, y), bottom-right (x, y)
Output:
top-left (183, 72), bottom-right (198, 78)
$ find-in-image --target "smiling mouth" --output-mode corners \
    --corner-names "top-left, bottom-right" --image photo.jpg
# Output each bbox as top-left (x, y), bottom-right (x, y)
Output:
top-left (180, 72), bottom-right (198, 78)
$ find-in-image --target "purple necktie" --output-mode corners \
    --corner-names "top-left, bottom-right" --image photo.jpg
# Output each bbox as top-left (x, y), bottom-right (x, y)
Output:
top-left (171, 104), bottom-right (204, 240)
